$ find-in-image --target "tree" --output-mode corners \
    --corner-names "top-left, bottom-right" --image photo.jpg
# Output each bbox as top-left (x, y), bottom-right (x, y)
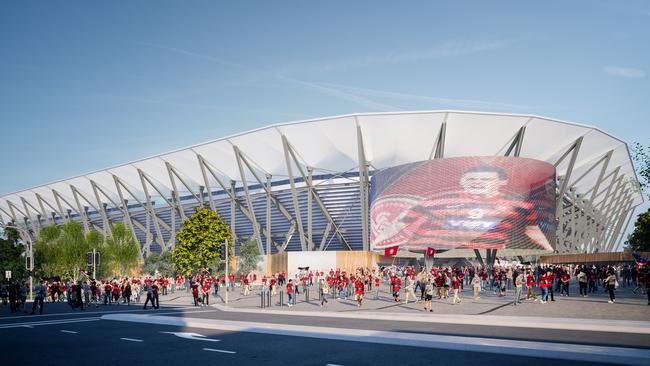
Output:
top-left (104, 223), bottom-right (141, 277)
top-left (143, 251), bottom-right (175, 277)
top-left (33, 221), bottom-right (93, 282)
top-left (0, 227), bottom-right (26, 280)
top-left (632, 142), bottom-right (649, 200)
top-left (238, 239), bottom-right (261, 274)
top-left (625, 208), bottom-right (650, 252)
top-left (173, 207), bottom-right (232, 276)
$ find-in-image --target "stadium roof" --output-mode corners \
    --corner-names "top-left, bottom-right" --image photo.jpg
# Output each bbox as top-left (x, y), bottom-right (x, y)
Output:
top-left (0, 110), bottom-right (643, 229)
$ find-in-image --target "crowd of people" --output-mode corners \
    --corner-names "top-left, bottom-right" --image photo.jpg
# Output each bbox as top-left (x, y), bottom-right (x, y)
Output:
top-left (2, 262), bottom-right (648, 315)
top-left (254, 262), bottom-right (650, 309)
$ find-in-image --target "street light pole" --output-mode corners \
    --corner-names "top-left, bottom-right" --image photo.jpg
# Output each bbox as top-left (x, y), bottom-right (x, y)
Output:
top-left (225, 239), bottom-right (229, 305)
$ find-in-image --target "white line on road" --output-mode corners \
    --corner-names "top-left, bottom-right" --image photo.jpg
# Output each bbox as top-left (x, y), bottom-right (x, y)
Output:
top-left (160, 331), bottom-right (220, 342)
top-left (102, 313), bottom-right (650, 366)
top-left (120, 338), bottom-right (143, 342)
top-left (60, 330), bottom-right (78, 334)
top-left (0, 317), bottom-right (100, 329)
top-left (326, 364), bottom-right (344, 366)
top-left (203, 348), bottom-right (236, 354)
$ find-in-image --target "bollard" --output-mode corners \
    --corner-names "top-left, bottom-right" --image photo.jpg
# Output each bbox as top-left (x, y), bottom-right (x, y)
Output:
top-left (279, 291), bottom-right (284, 307)
top-left (305, 288), bottom-right (309, 304)
top-left (267, 289), bottom-right (271, 307)
top-left (260, 291), bottom-right (265, 309)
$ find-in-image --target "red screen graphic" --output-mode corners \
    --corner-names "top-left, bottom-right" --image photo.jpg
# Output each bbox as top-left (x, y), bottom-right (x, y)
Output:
top-left (370, 157), bottom-right (556, 253)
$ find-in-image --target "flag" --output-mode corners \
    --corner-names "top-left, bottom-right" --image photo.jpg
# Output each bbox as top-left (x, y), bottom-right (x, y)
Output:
top-left (426, 247), bottom-right (436, 257)
top-left (632, 253), bottom-right (648, 266)
top-left (384, 246), bottom-right (399, 257)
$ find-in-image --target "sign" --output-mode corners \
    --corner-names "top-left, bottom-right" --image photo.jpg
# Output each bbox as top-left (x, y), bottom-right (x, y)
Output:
top-left (5, 271), bottom-right (11, 279)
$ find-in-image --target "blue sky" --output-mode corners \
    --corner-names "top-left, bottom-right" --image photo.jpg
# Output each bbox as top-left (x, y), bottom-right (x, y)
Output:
top-left (1, 1), bottom-right (649, 238)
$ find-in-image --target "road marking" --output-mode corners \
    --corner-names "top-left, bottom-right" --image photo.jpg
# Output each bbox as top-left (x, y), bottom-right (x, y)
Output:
top-left (60, 330), bottom-right (78, 334)
top-left (160, 331), bottom-right (220, 342)
top-left (120, 338), bottom-right (143, 342)
top-left (203, 348), bottom-right (236, 354)
top-left (0, 317), bottom-right (100, 329)
top-left (103, 313), bottom-right (650, 366)
top-left (0, 305), bottom-right (198, 321)
top-left (326, 364), bottom-right (344, 366)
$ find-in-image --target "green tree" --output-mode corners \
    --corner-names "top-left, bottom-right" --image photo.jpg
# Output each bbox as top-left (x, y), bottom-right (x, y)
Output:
top-left (238, 239), bottom-right (261, 274)
top-left (625, 208), bottom-right (650, 252)
top-left (33, 222), bottom-right (101, 281)
top-left (143, 251), bottom-right (175, 276)
top-left (173, 207), bottom-right (232, 276)
top-left (0, 227), bottom-right (26, 280)
top-left (105, 223), bottom-right (141, 277)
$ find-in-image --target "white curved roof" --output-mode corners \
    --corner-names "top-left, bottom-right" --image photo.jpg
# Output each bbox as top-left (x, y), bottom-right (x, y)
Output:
top-left (0, 110), bottom-right (642, 223)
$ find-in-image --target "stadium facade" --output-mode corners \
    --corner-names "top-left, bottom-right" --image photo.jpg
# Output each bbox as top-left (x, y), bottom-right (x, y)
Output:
top-left (0, 111), bottom-right (643, 259)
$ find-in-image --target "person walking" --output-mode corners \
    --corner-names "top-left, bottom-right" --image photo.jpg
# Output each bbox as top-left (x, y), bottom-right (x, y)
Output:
top-left (526, 271), bottom-right (538, 301)
top-left (143, 280), bottom-right (155, 310)
top-left (513, 272), bottom-right (524, 306)
top-left (319, 279), bottom-right (329, 307)
top-left (424, 279), bottom-right (434, 312)
top-left (30, 280), bottom-right (46, 315)
top-left (604, 271), bottom-right (617, 303)
top-left (471, 273), bottom-right (481, 301)
top-left (451, 275), bottom-right (461, 304)
top-left (403, 275), bottom-right (418, 304)
top-left (286, 279), bottom-right (295, 307)
top-left (577, 269), bottom-right (588, 297)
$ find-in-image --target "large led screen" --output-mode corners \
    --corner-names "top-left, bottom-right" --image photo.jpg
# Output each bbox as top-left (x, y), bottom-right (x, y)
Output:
top-left (370, 157), bottom-right (556, 254)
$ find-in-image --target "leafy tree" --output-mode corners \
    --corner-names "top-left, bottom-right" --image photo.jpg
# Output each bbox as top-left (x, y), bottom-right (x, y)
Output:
top-left (143, 251), bottom-right (175, 277)
top-left (238, 239), bottom-right (261, 274)
top-left (0, 227), bottom-right (26, 280)
top-left (625, 208), bottom-right (650, 252)
top-left (104, 223), bottom-right (141, 277)
top-left (632, 142), bottom-right (649, 200)
top-left (33, 222), bottom-right (99, 281)
top-left (173, 207), bottom-right (232, 276)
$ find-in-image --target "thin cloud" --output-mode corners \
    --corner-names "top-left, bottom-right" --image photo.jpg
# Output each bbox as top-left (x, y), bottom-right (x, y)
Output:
top-left (286, 39), bottom-right (517, 74)
top-left (315, 82), bottom-right (536, 111)
top-left (283, 78), bottom-right (401, 111)
top-left (136, 42), bottom-right (400, 111)
top-left (603, 66), bottom-right (646, 79)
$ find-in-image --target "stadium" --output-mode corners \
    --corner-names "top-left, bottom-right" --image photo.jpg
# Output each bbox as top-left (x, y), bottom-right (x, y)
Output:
top-left (0, 111), bottom-right (643, 269)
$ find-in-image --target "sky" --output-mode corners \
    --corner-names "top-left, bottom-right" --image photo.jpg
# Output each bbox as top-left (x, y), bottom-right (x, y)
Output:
top-left (1, 0), bottom-right (649, 244)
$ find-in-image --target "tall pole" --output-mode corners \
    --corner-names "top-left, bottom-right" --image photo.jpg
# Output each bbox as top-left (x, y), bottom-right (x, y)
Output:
top-left (225, 239), bottom-right (229, 305)
top-left (29, 240), bottom-right (33, 301)
top-left (92, 248), bottom-right (97, 279)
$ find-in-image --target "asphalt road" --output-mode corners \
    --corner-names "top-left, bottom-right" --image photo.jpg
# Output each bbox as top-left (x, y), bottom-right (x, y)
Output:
top-left (0, 316), bottom-right (613, 366)
top-left (1, 303), bottom-right (648, 366)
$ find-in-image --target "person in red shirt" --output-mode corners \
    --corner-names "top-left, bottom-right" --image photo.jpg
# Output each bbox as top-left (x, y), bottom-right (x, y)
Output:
top-left (191, 281), bottom-right (199, 307)
top-left (270, 277), bottom-right (277, 295)
top-left (103, 282), bottom-right (113, 305)
top-left (201, 281), bottom-right (211, 306)
top-left (162, 278), bottom-right (169, 296)
top-left (560, 272), bottom-right (571, 297)
top-left (391, 275), bottom-right (401, 302)
top-left (451, 275), bottom-right (461, 304)
top-left (526, 272), bottom-right (538, 301)
top-left (286, 279), bottom-right (295, 307)
top-left (539, 270), bottom-right (552, 304)
top-left (354, 278), bottom-right (365, 307)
